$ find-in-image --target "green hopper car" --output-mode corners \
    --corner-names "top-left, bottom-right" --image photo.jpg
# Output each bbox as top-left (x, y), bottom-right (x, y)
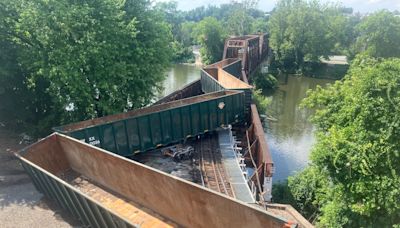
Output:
top-left (54, 90), bottom-right (245, 156)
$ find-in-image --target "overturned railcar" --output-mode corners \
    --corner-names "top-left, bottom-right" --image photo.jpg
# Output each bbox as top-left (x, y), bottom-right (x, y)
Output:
top-left (16, 133), bottom-right (296, 228)
top-left (54, 90), bottom-right (245, 156)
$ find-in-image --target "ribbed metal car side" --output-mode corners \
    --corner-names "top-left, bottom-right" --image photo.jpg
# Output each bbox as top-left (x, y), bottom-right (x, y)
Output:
top-left (200, 69), bottom-right (225, 93)
top-left (54, 90), bottom-right (245, 156)
top-left (200, 66), bottom-right (252, 116)
top-left (18, 157), bottom-right (135, 228)
top-left (16, 133), bottom-right (295, 228)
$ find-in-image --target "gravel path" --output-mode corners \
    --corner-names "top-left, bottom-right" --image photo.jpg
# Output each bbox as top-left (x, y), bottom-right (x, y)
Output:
top-left (0, 127), bottom-right (79, 228)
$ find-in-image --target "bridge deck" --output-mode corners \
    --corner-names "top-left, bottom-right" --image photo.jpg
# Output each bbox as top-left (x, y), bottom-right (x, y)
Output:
top-left (217, 128), bottom-right (255, 203)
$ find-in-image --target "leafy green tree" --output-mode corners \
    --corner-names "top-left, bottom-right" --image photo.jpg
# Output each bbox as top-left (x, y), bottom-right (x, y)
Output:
top-left (287, 165), bottom-right (329, 223)
top-left (296, 55), bottom-right (400, 227)
top-left (251, 17), bottom-right (269, 34)
top-left (154, 1), bottom-right (194, 63)
top-left (192, 17), bottom-right (227, 64)
top-left (180, 21), bottom-right (196, 46)
top-left (268, 0), bottom-right (345, 69)
top-left (0, 0), bottom-right (172, 135)
top-left (354, 10), bottom-right (400, 58)
top-left (226, 0), bottom-right (259, 36)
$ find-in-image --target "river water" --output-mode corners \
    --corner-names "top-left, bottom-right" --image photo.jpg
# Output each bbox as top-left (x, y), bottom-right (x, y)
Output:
top-left (158, 64), bottom-right (201, 98)
top-left (264, 74), bottom-right (334, 181)
top-left (160, 64), bottom-right (334, 182)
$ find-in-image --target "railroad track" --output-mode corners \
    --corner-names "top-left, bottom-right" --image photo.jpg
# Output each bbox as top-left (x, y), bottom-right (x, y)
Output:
top-left (197, 134), bottom-right (234, 198)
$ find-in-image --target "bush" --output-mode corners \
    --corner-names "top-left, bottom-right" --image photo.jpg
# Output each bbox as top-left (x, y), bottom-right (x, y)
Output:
top-left (253, 72), bottom-right (278, 93)
top-left (252, 89), bottom-right (271, 114)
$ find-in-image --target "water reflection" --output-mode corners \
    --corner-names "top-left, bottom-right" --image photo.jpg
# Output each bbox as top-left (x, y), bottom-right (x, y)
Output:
top-left (159, 64), bottom-right (200, 97)
top-left (160, 65), bottom-right (335, 182)
top-left (265, 74), bottom-right (334, 181)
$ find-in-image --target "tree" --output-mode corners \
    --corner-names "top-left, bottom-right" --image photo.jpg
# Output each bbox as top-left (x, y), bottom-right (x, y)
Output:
top-left (354, 10), bottom-right (400, 58)
top-left (251, 17), bottom-right (269, 34)
top-left (192, 17), bottom-right (227, 64)
top-left (268, 0), bottom-right (345, 69)
top-left (154, 1), bottom-right (194, 63)
top-left (180, 21), bottom-right (196, 46)
top-left (226, 0), bottom-right (259, 36)
top-left (0, 0), bottom-right (172, 135)
top-left (296, 55), bottom-right (400, 227)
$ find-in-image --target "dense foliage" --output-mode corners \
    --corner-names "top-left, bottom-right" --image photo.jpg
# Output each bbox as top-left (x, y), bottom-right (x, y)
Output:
top-left (268, 1), bottom-right (400, 72)
top-left (192, 17), bottom-right (227, 65)
top-left (154, 1), bottom-right (268, 64)
top-left (287, 55), bottom-right (400, 227)
top-left (0, 0), bottom-right (173, 135)
top-left (354, 10), bottom-right (400, 58)
top-left (154, 1), bottom-right (194, 63)
top-left (268, 0), bottom-right (351, 70)
top-left (252, 89), bottom-right (271, 115)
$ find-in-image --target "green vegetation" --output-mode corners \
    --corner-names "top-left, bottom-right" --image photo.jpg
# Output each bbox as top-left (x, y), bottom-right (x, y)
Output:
top-left (1, 2), bottom-right (399, 226)
top-left (252, 89), bottom-right (271, 114)
top-left (252, 72), bottom-right (278, 93)
top-left (268, 2), bottom-right (400, 226)
top-left (354, 10), bottom-right (400, 58)
top-left (268, 0), bottom-right (351, 70)
top-left (154, 1), bottom-right (194, 63)
top-left (0, 0), bottom-right (173, 135)
top-left (155, 1), bottom-right (268, 64)
top-left (277, 55), bottom-right (400, 227)
top-left (192, 17), bottom-right (227, 65)
top-left (268, 1), bottom-right (400, 73)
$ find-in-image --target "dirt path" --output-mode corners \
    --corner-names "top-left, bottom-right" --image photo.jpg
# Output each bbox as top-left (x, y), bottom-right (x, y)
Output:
top-left (0, 126), bottom-right (79, 227)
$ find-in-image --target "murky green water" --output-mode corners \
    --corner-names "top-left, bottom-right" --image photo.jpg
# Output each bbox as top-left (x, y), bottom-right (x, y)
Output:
top-left (161, 64), bottom-right (334, 182)
top-left (159, 64), bottom-right (200, 97)
top-left (264, 75), bottom-right (334, 181)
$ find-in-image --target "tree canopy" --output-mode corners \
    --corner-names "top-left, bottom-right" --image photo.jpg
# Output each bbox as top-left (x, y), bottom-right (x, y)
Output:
top-left (354, 10), bottom-right (400, 58)
top-left (289, 55), bottom-right (400, 227)
top-left (268, 0), bottom-right (348, 69)
top-left (0, 0), bottom-right (173, 135)
top-left (192, 17), bottom-right (227, 65)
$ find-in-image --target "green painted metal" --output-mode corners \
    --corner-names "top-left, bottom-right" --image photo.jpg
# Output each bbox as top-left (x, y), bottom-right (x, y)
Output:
top-left (19, 158), bottom-right (135, 228)
top-left (200, 70), bottom-right (225, 93)
top-left (54, 90), bottom-right (245, 156)
top-left (222, 60), bottom-right (242, 78)
top-left (200, 68), bottom-right (252, 116)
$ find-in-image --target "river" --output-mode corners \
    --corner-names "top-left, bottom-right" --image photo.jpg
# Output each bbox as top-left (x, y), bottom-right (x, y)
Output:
top-left (160, 64), bottom-right (334, 182)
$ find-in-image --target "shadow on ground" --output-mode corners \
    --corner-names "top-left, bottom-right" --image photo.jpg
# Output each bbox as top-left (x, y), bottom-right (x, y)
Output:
top-left (0, 126), bottom-right (81, 227)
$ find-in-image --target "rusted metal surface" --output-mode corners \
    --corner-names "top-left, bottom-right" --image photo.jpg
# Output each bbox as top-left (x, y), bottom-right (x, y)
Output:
top-left (154, 80), bottom-right (202, 105)
top-left (223, 59), bottom-right (242, 78)
top-left (249, 104), bottom-right (273, 177)
top-left (17, 133), bottom-right (293, 228)
top-left (196, 133), bottom-right (235, 198)
top-left (267, 204), bottom-right (314, 228)
top-left (201, 62), bottom-right (252, 116)
top-left (240, 104), bottom-right (274, 202)
top-left (205, 58), bottom-right (239, 69)
top-left (16, 136), bottom-right (138, 228)
top-left (63, 170), bottom-right (177, 227)
top-left (223, 33), bottom-right (269, 76)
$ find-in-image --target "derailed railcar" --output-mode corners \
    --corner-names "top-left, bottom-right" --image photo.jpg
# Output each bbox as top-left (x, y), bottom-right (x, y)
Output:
top-left (201, 61), bottom-right (253, 116)
top-left (54, 90), bottom-right (245, 156)
top-left (259, 33), bottom-right (269, 60)
top-left (16, 133), bottom-right (296, 228)
top-left (223, 33), bottom-right (268, 76)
